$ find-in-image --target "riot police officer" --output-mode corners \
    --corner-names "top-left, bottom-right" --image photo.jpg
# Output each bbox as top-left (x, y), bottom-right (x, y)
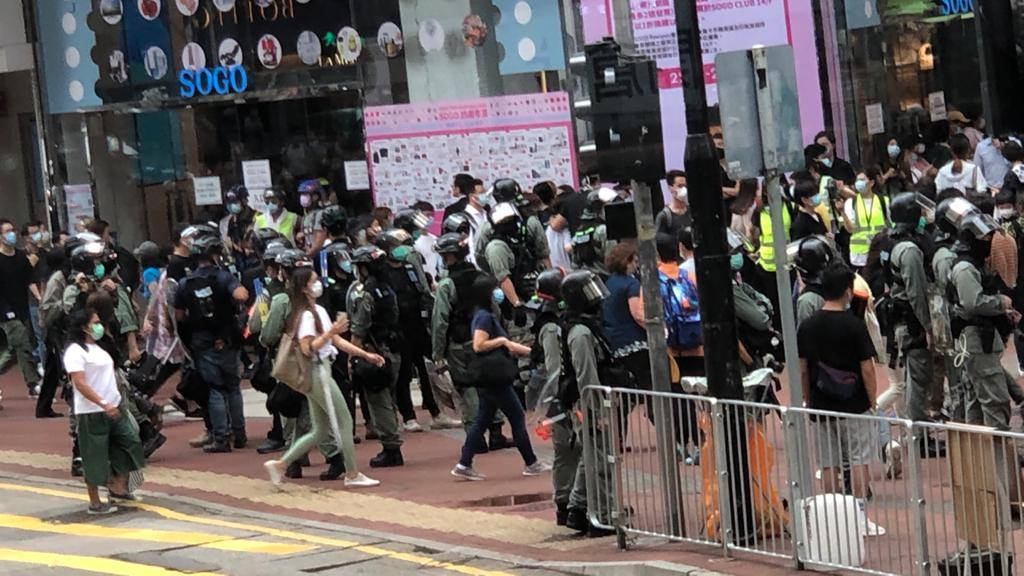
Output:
top-left (560, 270), bottom-right (615, 537)
top-left (932, 196), bottom-right (964, 420)
top-left (473, 179), bottom-right (550, 273)
top-left (347, 245), bottom-right (405, 467)
top-left (792, 235), bottom-right (838, 326)
top-left (883, 193), bottom-right (933, 422)
top-left (297, 179), bottom-right (329, 256)
top-left (431, 233), bottom-right (512, 448)
top-left (174, 235), bottom-right (249, 453)
top-left (570, 187), bottom-right (618, 277)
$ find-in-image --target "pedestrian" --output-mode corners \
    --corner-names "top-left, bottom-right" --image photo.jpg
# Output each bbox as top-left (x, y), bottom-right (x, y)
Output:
top-left (814, 131), bottom-right (857, 185)
top-left (219, 185), bottom-right (256, 269)
top-left (935, 134), bottom-right (989, 195)
top-left (63, 308), bottom-right (145, 515)
top-left (544, 195), bottom-right (573, 272)
top-left (0, 218), bottom-right (41, 398)
top-left (442, 173), bottom-right (475, 222)
top-left (975, 134), bottom-right (1010, 188)
top-left (1000, 140), bottom-right (1024, 200)
top-left (36, 246), bottom-right (68, 419)
top-left (411, 201), bottom-right (441, 282)
top-left (263, 267), bottom-right (382, 488)
top-left (729, 178), bottom-right (759, 243)
top-left (844, 169), bottom-right (889, 270)
top-left (451, 274), bottom-right (549, 481)
top-left (655, 170), bottom-right (692, 238)
top-left (254, 187), bottom-right (299, 242)
top-left (789, 178), bottom-right (829, 241)
top-left (602, 242), bottom-right (651, 389)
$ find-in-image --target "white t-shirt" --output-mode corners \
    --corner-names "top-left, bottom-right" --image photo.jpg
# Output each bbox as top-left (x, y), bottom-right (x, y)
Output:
top-left (546, 226), bottom-right (573, 271)
top-left (935, 161), bottom-right (989, 194)
top-left (63, 343), bottom-right (121, 415)
top-left (414, 233), bottom-right (440, 281)
top-left (464, 204), bottom-right (489, 266)
top-left (298, 305), bottom-right (338, 360)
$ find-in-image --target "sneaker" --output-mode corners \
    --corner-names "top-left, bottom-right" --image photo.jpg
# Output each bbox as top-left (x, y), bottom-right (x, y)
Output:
top-left (256, 438), bottom-right (286, 454)
top-left (87, 502), bottom-right (119, 515)
top-left (451, 464), bottom-right (486, 481)
top-left (523, 461), bottom-right (552, 476)
top-left (108, 491), bottom-right (141, 502)
top-left (28, 384), bottom-right (40, 398)
top-left (431, 413), bottom-right (462, 430)
top-left (203, 441), bottom-right (232, 454)
top-left (36, 365), bottom-right (44, 378)
top-left (402, 420), bottom-right (424, 433)
top-left (264, 460), bottom-right (284, 486)
top-left (864, 517), bottom-right (887, 537)
top-left (344, 472), bottom-right (381, 488)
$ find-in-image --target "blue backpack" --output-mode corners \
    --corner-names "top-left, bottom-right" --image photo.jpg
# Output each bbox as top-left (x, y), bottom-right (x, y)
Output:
top-left (659, 269), bottom-right (702, 349)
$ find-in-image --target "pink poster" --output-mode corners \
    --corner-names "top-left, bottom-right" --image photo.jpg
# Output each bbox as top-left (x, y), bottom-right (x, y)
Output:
top-left (580, 0), bottom-right (614, 43)
top-left (628, 0), bottom-right (824, 169)
top-left (364, 93), bottom-right (578, 213)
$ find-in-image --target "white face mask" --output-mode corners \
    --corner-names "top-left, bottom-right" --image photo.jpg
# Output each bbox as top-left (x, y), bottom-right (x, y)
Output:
top-left (675, 186), bottom-right (688, 202)
top-left (309, 281), bottom-right (324, 299)
top-left (997, 207), bottom-right (1016, 221)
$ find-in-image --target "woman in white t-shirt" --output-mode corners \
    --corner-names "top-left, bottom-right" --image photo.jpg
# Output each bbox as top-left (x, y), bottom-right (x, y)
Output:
top-left (63, 308), bottom-right (145, 515)
top-left (264, 268), bottom-right (384, 488)
top-left (935, 134), bottom-right (990, 195)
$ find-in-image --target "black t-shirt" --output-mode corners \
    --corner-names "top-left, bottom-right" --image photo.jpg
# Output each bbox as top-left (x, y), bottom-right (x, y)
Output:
top-left (559, 191), bottom-right (589, 233)
top-left (0, 250), bottom-right (34, 320)
top-left (790, 210), bottom-right (828, 241)
top-left (32, 249), bottom-right (51, 287)
top-left (824, 157), bottom-right (857, 185)
top-left (166, 254), bottom-right (192, 283)
top-left (797, 309), bottom-right (875, 413)
top-left (655, 207), bottom-right (693, 239)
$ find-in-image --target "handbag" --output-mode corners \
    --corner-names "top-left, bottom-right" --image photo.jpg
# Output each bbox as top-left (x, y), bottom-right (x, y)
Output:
top-left (249, 354), bottom-right (276, 394)
top-left (814, 361), bottom-right (860, 401)
top-left (469, 347), bottom-right (518, 389)
top-left (270, 333), bottom-right (313, 395)
top-left (352, 355), bottom-right (394, 392)
top-left (266, 381), bottom-right (303, 418)
top-left (176, 363), bottom-right (208, 405)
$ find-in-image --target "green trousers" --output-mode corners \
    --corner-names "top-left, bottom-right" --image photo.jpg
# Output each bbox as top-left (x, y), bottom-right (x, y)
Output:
top-left (281, 362), bottom-right (356, 472)
top-left (552, 416), bottom-right (581, 508)
top-left (76, 402), bottom-right (145, 487)
top-left (363, 349), bottom-right (402, 450)
top-left (1, 319), bottom-right (38, 390)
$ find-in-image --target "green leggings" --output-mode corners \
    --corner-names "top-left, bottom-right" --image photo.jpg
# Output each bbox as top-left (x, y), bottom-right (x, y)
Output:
top-left (280, 362), bottom-right (357, 473)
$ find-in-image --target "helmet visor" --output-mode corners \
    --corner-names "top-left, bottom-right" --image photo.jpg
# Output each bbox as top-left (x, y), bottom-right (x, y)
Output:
top-left (943, 197), bottom-right (980, 231)
top-left (580, 276), bottom-right (611, 304)
top-left (915, 193), bottom-right (936, 222)
top-left (961, 213), bottom-right (1000, 240)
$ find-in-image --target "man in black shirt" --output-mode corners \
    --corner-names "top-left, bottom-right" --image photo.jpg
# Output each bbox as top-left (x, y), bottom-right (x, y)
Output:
top-left (556, 184), bottom-right (588, 234)
top-left (442, 173), bottom-right (475, 222)
top-left (815, 131), bottom-right (857, 185)
top-left (0, 219), bottom-right (41, 398)
top-left (790, 178), bottom-right (829, 241)
top-left (798, 263), bottom-right (877, 501)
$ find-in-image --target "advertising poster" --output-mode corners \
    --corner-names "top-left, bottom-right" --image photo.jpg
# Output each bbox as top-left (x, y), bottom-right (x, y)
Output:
top-left (365, 92), bottom-right (577, 211)
top-left (65, 184), bottom-right (96, 228)
top-left (344, 161), bottom-right (371, 190)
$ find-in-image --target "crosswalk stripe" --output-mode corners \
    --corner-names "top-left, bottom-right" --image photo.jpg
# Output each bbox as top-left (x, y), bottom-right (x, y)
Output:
top-left (0, 547), bottom-right (221, 576)
top-left (0, 513), bottom-right (312, 555)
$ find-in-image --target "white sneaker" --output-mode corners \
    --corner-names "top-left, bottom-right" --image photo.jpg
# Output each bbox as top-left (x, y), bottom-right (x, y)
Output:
top-left (264, 460), bottom-right (284, 486)
top-left (864, 517), bottom-right (887, 537)
top-left (523, 461), bottom-right (552, 476)
top-left (451, 464), bottom-right (486, 481)
top-left (403, 420), bottom-right (424, 433)
top-left (36, 365), bottom-right (44, 378)
top-left (432, 413), bottom-right (462, 430)
top-left (29, 384), bottom-right (40, 398)
top-left (344, 472), bottom-right (381, 488)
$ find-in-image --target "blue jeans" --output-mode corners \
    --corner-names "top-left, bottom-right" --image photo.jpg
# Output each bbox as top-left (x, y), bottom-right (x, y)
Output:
top-left (459, 385), bottom-right (537, 468)
top-left (29, 303), bottom-right (44, 365)
top-left (195, 344), bottom-right (245, 443)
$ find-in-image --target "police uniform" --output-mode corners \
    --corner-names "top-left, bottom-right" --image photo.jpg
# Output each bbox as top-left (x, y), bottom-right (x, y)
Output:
top-left (347, 276), bottom-right (403, 451)
top-left (386, 253), bottom-right (440, 423)
top-left (431, 261), bottom-right (483, 430)
top-left (534, 305), bottom-right (578, 519)
top-left (570, 217), bottom-right (611, 277)
top-left (932, 244), bottom-right (962, 420)
top-left (889, 239), bottom-right (933, 422)
top-left (474, 215), bottom-right (549, 275)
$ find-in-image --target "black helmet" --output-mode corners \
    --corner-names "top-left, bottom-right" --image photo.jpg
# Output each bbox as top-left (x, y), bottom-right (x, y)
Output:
top-left (181, 223), bottom-right (219, 253)
top-left (70, 240), bottom-right (106, 275)
top-left (321, 205), bottom-right (349, 237)
top-left (393, 208), bottom-right (430, 234)
top-left (249, 228), bottom-right (284, 257)
top-left (536, 268), bottom-right (565, 302)
top-left (225, 184), bottom-right (249, 203)
top-left (321, 242), bottom-right (353, 274)
top-left (442, 212), bottom-right (472, 235)
top-left (889, 193), bottom-right (922, 231)
top-left (791, 235), bottom-right (836, 284)
top-left (375, 228), bottom-right (414, 252)
top-left (934, 197), bottom-right (964, 239)
top-left (275, 248), bottom-right (312, 271)
top-left (350, 244), bottom-right (387, 264)
top-left (561, 270), bottom-right (610, 313)
top-left (434, 232), bottom-right (469, 257)
top-left (192, 234), bottom-right (225, 259)
top-left (262, 239), bottom-right (289, 264)
top-left (492, 178), bottom-right (525, 206)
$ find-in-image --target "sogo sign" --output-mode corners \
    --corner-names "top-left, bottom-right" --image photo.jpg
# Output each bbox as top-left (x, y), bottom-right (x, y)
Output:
top-left (178, 65), bottom-right (248, 98)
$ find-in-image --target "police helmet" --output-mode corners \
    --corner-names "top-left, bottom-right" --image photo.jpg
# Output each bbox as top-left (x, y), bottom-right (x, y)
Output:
top-left (434, 232), bottom-right (470, 258)
top-left (442, 212), bottom-right (472, 235)
top-left (275, 248), bottom-right (313, 271)
top-left (492, 178), bottom-right (525, 205)
top-left (69, 240), bottom-right (106, 275)
top-left (374, 228), bottom-right (414, 252)
top-left (191, 234), bottom-right (225, 259)
top-left (181, 224), bottom-right (219, 252)
top-left (490, 202), bottom-right (520, 227)
top-left (934, 197), bottom-right (965, 238)
top-left (321, 242), bottom-right (354, 277)
top-left (297, 179), bottom-right (324, 197)
top-left (561, 270), bottom-right (610, 313)
top-left (958, 212), bottom-right (1000, 241)
top-left (889, 193), bottom-right (922, 230)
top-left (393, 208), bottom-right (430, 234)
top-left (536, 268), bottom-right (566, 302)
top-left (261, 239), bottom-right (289, 265)
top-left (321, 205), bottom-right (349, 237)
top-left (225, 184), bottom-right (249, 203)
top-left (350, 244), bottom-right (387, 265)
top-left (791, 235), bottom-right (836, 284)
top-left (249, 227), bottom-right (284, 257)
top-left (585, 187), bottom-right (619, 215)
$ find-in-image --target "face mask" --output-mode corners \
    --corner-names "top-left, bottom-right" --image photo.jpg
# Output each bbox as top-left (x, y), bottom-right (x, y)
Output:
top-left (855, 180), bottom-right (868, 193)
top-left (916, 216), bottom-right (927, 234)
top-left (300, 195), bottom-right (313, 208)
top-left (492, 288), bottom-right (505, 305)
top-left (914, 143), bottom-right (926, 154)
top-left (339, 260), bottom-right (353, 274)
top-left (729, 253), bottom-right (744, 271)
top-left (888, 144), bottom-right (901, 158)
top-left (391, 246), bottom-right (412, 261)
top-left (819, 157), bottom-right (833, 169)
top-left (809, 193), bottom-right (823, 208)
top-left (267, 201), bottom-right (280, 213)
top-left (997, 207), bottom-right (1016, 221)
top-left (1, 231), bottom-right (16, 246)
top-left (94, 263), bottom-right (106, 279)
top-left (227, 203), bottom-right (242, 215)
top-left (412, 230), bottom-right (422, 241)
top-left (476, 192), bottom-right (493, 208)
top-left (309, 282), bottom-right (324, 299)
top-left (30, 232), bottom-right (42, 244)
top-left (675, 186), bottom-right (689, 202)
top-left (89, 323), bottom-right (105, 341)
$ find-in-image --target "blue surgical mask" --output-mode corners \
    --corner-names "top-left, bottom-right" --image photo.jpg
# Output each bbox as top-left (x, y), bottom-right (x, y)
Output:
top-left (729, 253), bottom-right (744, 271)
top-left (492, 288), bottom-right (505, 305)
top-left (339, 260), bottom-right (353, 274)
top-left (227, 202), bottom-right (242, 215)
top-left (810, 193), bottom-right (823, 208)
top-left (1, 231), bottom-right (16, 246)
top-left (916, 216), bottom-right (927, 233)
top-left (267, 201), bottom-right (280, 212)
top-left (855, 180), bottom-right (868, 193)
top-left (30, 232), bottom-right (42, 244)
top-left (93, 263), bottom-right (106, 279)
top-left (887, 144), bottom-right (901, 158)
top-left (820, 157), bottom-right (833, 169)
top-left (391, 246), bottom-right (412, 261)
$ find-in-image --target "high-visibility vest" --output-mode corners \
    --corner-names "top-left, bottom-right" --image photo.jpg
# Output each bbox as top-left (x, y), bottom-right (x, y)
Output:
top-left (254, 210), bottom-right (298, 241)
top-left (849, 194), bottom-right (887, 258)
top-left (757, 207), bottom-right (790, 272)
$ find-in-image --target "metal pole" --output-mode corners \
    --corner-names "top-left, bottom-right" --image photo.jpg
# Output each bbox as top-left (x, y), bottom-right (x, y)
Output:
top-left (632, 179), bottom-right (683, 536)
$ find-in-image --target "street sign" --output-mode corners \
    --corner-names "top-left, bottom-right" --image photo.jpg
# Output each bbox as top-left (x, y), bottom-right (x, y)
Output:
top-left (715, 46), bottom-right (804, 180)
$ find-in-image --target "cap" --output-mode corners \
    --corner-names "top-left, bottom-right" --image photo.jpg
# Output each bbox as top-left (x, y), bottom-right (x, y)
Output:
top-left (948, 110), bottom-right (971, 124)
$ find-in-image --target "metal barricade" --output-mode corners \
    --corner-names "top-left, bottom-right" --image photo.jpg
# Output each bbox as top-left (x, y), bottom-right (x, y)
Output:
top-left (580, 385), bottom-right (1024, 576)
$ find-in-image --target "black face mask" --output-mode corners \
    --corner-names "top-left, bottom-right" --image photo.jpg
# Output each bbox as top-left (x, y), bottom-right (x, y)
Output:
top-left (970, 236), bottom-right (992, 261)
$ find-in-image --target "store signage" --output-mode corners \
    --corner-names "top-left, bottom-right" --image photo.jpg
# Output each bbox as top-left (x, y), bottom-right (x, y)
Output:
top-left (178, 65), bottom-right (248, 98)
top-left (940, 0), bottom-right (973, 15)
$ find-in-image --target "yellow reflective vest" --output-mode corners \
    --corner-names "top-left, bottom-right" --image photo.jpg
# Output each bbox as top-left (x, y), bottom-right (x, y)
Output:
top-left (849, 194), bottom-right (887, 258)
top-left (757, 207), bottom-right (791, 272)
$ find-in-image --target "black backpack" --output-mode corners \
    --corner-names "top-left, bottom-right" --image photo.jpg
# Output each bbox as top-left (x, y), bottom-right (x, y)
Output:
top-left (182, 268), bottom-right (236, 338)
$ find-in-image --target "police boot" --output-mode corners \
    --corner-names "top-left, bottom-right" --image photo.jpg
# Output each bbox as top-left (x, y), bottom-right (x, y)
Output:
top-left (319, 455), bottom-right (346, 481)
top-left (565, 507), bottom-right (589, 533)
top-left (488, 425), bottom-right (514, 451)
top-left (556, 503), bottom-right (569, 526)
top-left (284, 461), bottom-right (303, 479)
top-left (369, 447), bottom-right (404, 468)
top-left (139, 421), bottom-right (167, 459)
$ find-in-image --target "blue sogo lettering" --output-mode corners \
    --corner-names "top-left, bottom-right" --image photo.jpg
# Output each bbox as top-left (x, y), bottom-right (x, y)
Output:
top-left (178, 66), bottom-right (248, 98)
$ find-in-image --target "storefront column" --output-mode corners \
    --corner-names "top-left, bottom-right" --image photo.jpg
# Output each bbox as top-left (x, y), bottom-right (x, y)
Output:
top-left (975, 0), bottom-right (1023, 133)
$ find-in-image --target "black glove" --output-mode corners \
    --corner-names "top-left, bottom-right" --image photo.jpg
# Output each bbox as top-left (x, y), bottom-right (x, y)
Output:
top-left (514, 305), bottom-right (528, 328)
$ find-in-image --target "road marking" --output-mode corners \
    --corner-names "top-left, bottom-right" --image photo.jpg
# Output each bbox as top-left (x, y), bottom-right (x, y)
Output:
top-left (0, 482), bottom-right (516, 576)
top-left (0, 513), bottom-right (312, 555)
top-left (0, 547), bottom-right (220, 576)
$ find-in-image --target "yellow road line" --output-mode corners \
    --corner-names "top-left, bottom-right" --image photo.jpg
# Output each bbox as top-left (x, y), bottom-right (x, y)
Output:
top-left (0, 513), bottom-right (312, 555)
top-left (0, 547), bottom-right (220, 576)
top-left (0, 482), bottom-right (515, 576)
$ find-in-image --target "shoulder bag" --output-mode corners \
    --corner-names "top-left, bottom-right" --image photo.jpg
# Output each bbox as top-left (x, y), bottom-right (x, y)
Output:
top-left (271, 333), bottom-right (313, 395)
